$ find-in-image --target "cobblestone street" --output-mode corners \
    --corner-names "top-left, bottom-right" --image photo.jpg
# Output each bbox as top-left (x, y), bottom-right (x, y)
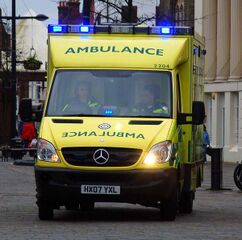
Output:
top-left (0, 160), bottom-right (242, 240)
top-left (0, 1), bottom-right (242, 239)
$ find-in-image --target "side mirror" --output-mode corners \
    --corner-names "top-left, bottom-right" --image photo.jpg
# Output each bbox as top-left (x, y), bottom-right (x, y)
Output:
top-left (192, 101), bottom-right (205, 125)
top-left (177, 101), bottom-right (205, 125)
top-left (19, 98), bottom-right (32, 122)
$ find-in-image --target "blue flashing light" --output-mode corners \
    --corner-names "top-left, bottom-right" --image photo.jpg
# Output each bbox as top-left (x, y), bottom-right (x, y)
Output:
top-left (161, 27), bottom-right (171, 34)
top-left (53, 26), bottom-right (63, 32)
top-left (104, 109), bottom-right (113, 116)
top-left (193, 48), bottom-right (197, 55)
top-left (48, 25), bottom-right (68, 33)
top-left (80, 26), bottom-right (89, 33)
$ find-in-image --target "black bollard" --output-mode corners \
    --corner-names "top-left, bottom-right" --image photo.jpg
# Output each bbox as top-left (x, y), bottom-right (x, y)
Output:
top-left (207, 147), bottom-right (223, 190)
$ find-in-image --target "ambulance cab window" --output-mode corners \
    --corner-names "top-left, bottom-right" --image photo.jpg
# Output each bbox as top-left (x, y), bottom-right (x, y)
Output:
top-left (47, 70), bottom-right (172, 118)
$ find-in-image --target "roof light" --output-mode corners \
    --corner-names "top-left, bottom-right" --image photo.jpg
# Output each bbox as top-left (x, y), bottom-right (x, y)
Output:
top-left (67, 25), bottom-right (94, 33)
top-left (111, 26), bottom-right (133, 34)
top-left (161, 27), bottom-right (172, 34)
top-left (48, 25), bottom-right (68, 33)
top-left (52, 26), bottom-right (62, 32)
top-left (173, 26), bottom-right (194, 35)
top-left (80, 26), bottom-right (90, 33)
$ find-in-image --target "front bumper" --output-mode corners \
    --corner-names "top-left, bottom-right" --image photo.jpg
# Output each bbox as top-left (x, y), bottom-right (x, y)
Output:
top-left (35, 166), bottom-right (177, 207)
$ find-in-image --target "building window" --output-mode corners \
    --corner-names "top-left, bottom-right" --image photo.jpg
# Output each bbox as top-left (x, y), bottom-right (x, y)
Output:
top-left (29, 81), bottom-right (47, 105)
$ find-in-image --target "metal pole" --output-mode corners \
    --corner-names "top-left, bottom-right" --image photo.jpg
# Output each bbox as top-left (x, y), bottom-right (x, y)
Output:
top-left (107, 0), bottom-right (109, 23)
top-left (11, 0), bottom-right (17, 138)
top-left (128, 0), bottom-right (133, 23)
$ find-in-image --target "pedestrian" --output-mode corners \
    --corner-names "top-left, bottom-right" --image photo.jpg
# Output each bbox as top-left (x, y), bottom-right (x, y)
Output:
top-left (21, 121), bottom-right (37, 148)
top-left (203, 124), bottom-right (210, 164)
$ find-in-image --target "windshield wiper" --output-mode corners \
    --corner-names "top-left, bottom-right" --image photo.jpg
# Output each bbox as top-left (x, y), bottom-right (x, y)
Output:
top-left (58, 114), bottom-right (104, 117)
top-left (57, 114), bottom-right (91, 117)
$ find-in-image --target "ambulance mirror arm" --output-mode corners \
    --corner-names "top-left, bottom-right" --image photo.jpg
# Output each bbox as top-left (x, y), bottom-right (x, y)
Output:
top-left (177, 101), bottom-right (205, 125)
top-left (192, 101), bottom-right (205, 125)
top-left (19, 98), bottom-right (43, 122)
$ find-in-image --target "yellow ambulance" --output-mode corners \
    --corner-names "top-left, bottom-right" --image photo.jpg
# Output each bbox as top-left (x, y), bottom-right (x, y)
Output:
top-left (20, 24), bottom-right (206, 221)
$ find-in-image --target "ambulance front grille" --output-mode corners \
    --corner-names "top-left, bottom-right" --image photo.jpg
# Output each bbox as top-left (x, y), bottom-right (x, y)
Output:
top-left (61, 147), bottom-right (142, 167)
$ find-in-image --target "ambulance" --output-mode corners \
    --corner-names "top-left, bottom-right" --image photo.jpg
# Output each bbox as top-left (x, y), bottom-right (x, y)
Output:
top-left (20, 24), bottom-right (206, 221)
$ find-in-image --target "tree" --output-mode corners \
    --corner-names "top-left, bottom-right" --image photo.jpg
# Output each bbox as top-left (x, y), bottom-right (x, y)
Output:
top-left (94, 0), bottom-right (155, 25)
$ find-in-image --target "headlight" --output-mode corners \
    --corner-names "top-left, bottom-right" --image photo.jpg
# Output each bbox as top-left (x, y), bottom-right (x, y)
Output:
top-left (143, 141), bottom-right (172, 165)
top-left (37, 138), bottom-right (60, 163)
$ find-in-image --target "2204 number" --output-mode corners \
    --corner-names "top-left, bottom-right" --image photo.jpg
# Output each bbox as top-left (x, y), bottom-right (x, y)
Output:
top-left (154, 64), bottom-right (170, 69)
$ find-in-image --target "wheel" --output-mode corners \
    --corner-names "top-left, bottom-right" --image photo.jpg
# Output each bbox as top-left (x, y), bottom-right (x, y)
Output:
top-left (179, 191), bottom-right (194, 214)
top-left (234, 164), bottom-right (242, 191)
top-left (38, 204), bottom-right (54, 220)
top-left (159, 189), bottom-right (178, 221)
top-left (80, 201), bottom-right (95, 211)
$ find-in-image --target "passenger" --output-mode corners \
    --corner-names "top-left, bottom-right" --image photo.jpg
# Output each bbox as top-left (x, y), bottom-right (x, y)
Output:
top-left (133, 84), bottom-right (168, 115)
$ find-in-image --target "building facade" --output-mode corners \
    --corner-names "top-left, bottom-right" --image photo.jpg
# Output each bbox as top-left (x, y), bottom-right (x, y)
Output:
top-left (201, 0), bottom-right (242, 162)
top-left (16, 9), bottom-right (47, 109)
top-left (160, 0), bottom-right (242, 162)
top-left (0, 8), bottom-right (11, 144)
top-left (175, 0), bottom-right (194, 27)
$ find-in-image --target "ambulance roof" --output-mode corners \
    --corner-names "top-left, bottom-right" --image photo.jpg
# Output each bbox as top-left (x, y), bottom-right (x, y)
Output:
top-left (49, 25), bottom-right (191, 70)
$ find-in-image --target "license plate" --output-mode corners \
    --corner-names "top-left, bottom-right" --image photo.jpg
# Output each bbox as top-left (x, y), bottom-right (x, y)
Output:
top-left (81, 185), bottom-right (120, 195)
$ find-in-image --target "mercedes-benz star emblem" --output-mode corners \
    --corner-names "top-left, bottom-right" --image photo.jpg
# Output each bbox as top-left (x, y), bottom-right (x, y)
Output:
top-left (93, 148), bottom-right (110, 165)
top-left (98, 123), bottom-right (111, 130)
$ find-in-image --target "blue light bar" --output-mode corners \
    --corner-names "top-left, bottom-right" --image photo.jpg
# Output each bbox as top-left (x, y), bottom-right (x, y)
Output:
top-left (48, 24), bottom-right (193, 35)
top-left (48, 25), bottom-right (68, 33)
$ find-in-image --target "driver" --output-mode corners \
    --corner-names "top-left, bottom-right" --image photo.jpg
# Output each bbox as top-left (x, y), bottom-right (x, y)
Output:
top-left (63, 81), bottom-right (99, 113)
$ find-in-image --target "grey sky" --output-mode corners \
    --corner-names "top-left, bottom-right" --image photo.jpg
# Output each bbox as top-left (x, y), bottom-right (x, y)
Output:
top-left (0, 0), bottom-right (59, 25)
top-left (0, 0), bottom-right (158, 26)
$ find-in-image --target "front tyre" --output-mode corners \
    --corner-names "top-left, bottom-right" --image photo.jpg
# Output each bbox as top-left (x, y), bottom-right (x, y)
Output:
top-left (38, 204), bottom-right (54, 220)
top-left (159, 188), bottom-right (178, 221)
top-left (234, 164), bottom-right (242, 191)
top-left (179, 191), bottom-right (194, 214)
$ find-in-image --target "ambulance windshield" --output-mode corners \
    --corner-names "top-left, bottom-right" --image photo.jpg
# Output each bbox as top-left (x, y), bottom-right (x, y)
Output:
top-left (47, 70), bottom-right (172, 118)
